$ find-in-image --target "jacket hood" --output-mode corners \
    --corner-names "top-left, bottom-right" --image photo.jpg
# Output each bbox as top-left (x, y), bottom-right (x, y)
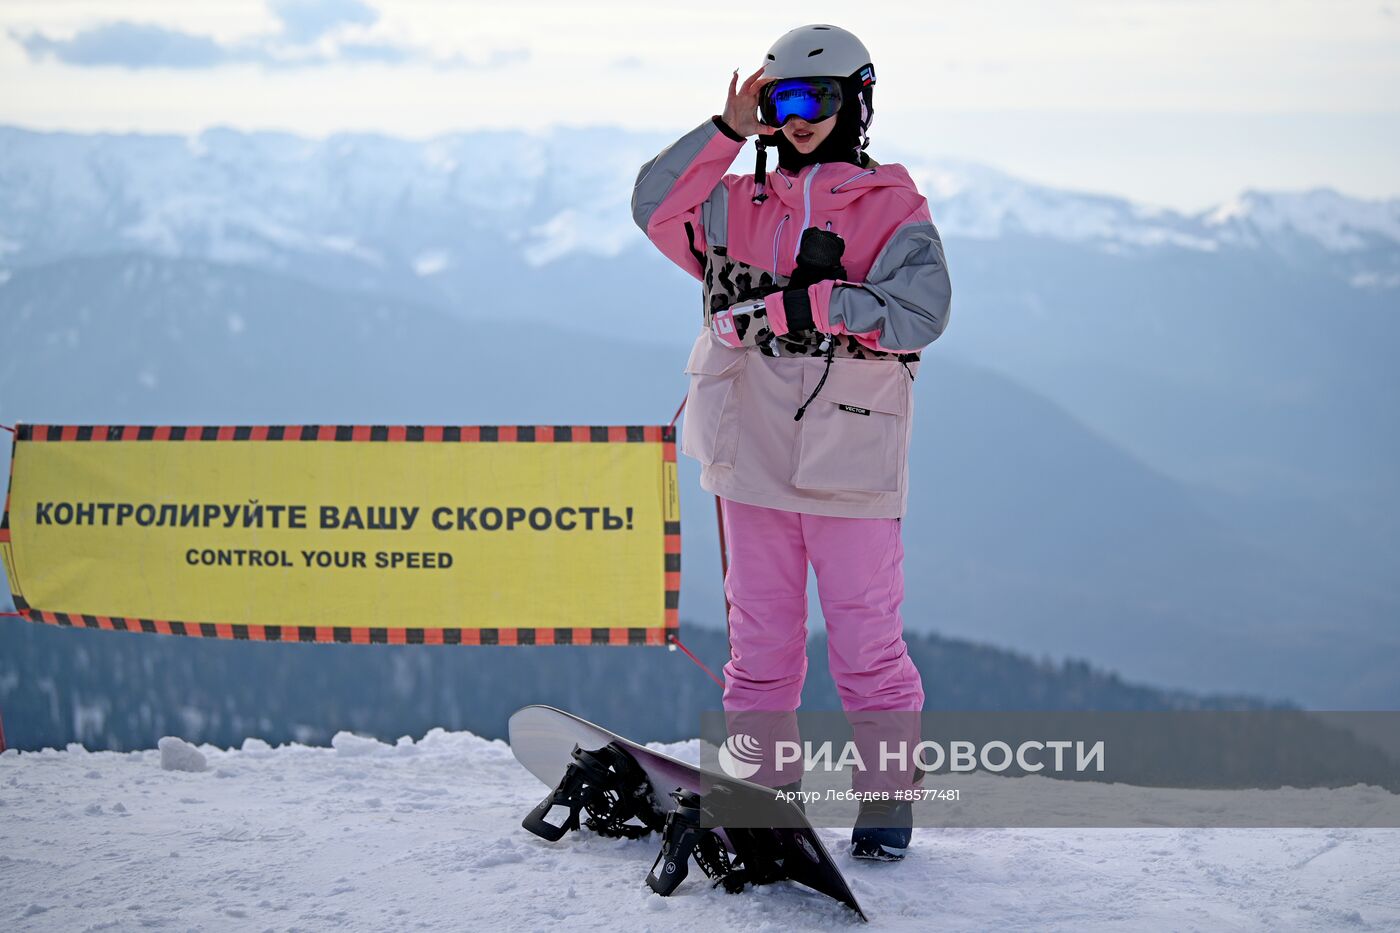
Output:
top-left (766, 160), bottom-right (917, 212)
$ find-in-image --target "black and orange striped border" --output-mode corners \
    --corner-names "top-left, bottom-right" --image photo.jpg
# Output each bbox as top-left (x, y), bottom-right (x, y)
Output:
top-left (14, 423), bottom-right (674, 444)
top-left (0, 423), bottom-right (681, 647)
top-left (8, 611), bottom-right (674, 646)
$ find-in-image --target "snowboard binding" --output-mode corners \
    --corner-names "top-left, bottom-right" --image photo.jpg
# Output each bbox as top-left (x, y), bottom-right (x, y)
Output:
top-left (645, 789), bottom-right (733, 895)
top-left (646, 789), bottom-right (788, 897)
top-left (522, 742), bottom-right (664, 842)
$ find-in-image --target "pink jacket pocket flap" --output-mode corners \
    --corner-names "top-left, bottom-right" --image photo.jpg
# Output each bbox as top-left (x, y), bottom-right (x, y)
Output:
top-left (809, 359), bottom-right (908, 416)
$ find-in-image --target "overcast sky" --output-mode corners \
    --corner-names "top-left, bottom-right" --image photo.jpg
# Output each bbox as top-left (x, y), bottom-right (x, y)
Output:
top-left (3, 0), bottom-right (1398, 212)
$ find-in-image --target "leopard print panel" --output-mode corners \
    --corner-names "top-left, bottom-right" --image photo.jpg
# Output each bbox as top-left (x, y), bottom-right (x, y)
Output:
top-left (700, 243), bottom-right (921, 363)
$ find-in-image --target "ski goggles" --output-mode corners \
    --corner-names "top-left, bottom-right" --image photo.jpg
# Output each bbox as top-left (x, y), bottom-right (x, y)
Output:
top-left (758, 76), bottom-right (844, 127)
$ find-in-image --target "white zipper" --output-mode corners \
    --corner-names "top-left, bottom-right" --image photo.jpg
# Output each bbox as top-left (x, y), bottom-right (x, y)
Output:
top-left (796, 164), bottom-right (821, 261)
top-left (772, 213), bottom-right (789, 275)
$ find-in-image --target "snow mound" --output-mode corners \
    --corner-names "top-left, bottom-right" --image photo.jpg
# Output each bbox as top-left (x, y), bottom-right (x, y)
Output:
top-left (331, 730), bottom-right (392, 757)
top-left (326, 726), bottom-right (508, 761)
top-left (239, 737), bottom-right (275, 758)
top-left (157, 736), bottom-right (208, 772)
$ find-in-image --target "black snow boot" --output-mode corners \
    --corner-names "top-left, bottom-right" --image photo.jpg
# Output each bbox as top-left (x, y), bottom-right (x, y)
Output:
top-left (850, 798), bottom-right (913, 861)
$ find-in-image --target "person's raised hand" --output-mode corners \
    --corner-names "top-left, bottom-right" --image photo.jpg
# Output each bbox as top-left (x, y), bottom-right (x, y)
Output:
top-left (722, 65), bottom-right (779, 138)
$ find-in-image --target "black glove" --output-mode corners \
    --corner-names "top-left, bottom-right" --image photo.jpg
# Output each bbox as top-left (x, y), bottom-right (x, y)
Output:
top-left (782, 227), bottom-right (847, 333)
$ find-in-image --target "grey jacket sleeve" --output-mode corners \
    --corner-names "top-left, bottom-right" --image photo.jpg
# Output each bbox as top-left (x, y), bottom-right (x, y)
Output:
top-left (631, 116), bottom-right (744, 280)
top-left (824, 207), bottom-right (952, 353)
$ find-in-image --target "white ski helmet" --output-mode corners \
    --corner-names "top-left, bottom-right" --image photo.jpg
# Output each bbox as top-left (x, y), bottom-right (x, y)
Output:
top-left (761, 23), bottom-right (875, 136)
top-left (748, 24), bottom-right (878, 202)
top-left (761, 23), bottom-right (874, 85)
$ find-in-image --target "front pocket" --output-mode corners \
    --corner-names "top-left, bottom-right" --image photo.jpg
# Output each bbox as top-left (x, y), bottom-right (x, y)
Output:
top-left (792, 358), bottom-right (909, 493)
top-left (680, 330), bottom-right (748, 468)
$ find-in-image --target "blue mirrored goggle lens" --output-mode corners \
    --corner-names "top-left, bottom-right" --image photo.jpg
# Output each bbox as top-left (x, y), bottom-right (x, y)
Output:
top-left (761, 78), bottom-right (844, 126)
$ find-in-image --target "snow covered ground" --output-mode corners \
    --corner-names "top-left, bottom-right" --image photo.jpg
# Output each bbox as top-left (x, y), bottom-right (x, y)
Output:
top-left (3, 729), bottom-right (1398, 932)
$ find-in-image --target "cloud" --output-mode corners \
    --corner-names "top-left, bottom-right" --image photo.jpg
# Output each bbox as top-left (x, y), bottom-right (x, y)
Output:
top-left (333, 40), bottom-right (411, 66)
top-left (8, 0), bottom-right (512, 71)
top-left (269, 0), bottom-right (378, 44)
top-left (13, 21), bottom-right (231, 69)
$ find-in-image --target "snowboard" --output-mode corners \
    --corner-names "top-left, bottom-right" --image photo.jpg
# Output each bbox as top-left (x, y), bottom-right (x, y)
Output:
top-left (508, 704), bottom-right (867, 921)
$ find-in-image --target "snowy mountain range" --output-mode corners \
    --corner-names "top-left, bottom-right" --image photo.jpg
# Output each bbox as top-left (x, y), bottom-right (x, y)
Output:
top-left (1, 122), bottom-right (1397, 711)
top-left (908, 157), bottom-right (1400, 281)
top-left (1, 123), bottom-right (1398, 297)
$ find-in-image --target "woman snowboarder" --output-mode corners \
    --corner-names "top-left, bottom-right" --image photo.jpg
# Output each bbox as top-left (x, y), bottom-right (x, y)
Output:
top-left (632, 23), bottom-right (951, 860)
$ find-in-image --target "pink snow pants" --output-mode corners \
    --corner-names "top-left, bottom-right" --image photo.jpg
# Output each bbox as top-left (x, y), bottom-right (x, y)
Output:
top-left (719, 496), bottom-right (924, 713)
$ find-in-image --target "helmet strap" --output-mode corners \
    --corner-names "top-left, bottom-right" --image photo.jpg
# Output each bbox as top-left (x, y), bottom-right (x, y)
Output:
top-left (858, 90), bottom-right (871, 153)
top-left (751, 137), bottom-right (771, 204)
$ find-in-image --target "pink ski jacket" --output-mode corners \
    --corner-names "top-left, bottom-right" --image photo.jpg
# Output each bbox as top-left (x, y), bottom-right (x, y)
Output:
top-left (632, 115), bottom-right (952, 518)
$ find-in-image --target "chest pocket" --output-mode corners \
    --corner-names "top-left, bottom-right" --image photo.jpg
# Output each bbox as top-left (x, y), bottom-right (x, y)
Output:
top-left (792, 358), bottom-right (911, 493)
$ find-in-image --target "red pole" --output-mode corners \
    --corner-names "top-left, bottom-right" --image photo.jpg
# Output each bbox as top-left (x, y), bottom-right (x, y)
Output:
top-left (0, 708), bottom-right (7, 753)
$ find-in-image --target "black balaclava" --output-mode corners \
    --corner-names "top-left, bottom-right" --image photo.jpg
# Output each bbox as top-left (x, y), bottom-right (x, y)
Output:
top-left (772, 77), bottom-right (869, 172)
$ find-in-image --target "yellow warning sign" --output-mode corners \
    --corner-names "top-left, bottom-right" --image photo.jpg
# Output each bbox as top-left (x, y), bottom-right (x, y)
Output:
top-left (0, 424), bottom-right (680, 645)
